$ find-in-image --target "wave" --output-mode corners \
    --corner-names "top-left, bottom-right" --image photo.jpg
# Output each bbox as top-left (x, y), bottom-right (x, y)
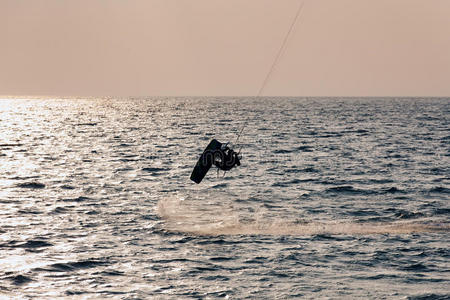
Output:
top-left (0, 240), bottom-right (53, 249)
top-left (407, 293), bottom-right (450, 300)
top-left (142, 167), bottom-right (165, 173)
top-left (59, 196), bottom-right (91, 202)
top-left (33, 259), bottom-right (108, 273)
top-left (16, 182), bottom-right (45, 189)
top-left (5, 275), bottom-right (32, 285)
top-left (428, 186), bottom-right (450, 194)
top-left (0, 143), bottom-right (23, 147)
top-left (325, 186), bottom-right (377, 195)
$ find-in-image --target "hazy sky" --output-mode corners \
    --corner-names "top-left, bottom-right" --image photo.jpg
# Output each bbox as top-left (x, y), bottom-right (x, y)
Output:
top-left (1, 0), bottom-right (450, 97)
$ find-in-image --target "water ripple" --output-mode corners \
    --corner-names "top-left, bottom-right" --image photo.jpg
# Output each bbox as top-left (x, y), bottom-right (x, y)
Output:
top-left (0, 97), bottom-right (448, 299)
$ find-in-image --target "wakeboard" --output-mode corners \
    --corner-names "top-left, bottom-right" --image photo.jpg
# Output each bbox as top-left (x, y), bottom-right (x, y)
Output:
top-left (190, 139), bottom-right (222, 184)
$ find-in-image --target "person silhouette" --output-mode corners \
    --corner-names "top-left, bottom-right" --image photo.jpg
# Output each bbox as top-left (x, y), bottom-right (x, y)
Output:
top-left (213, 144), bottom-right (241, 171)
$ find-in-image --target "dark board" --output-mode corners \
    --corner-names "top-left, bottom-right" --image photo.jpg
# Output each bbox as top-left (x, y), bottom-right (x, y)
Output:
top-left (190, 139), bottom-right (222, 184)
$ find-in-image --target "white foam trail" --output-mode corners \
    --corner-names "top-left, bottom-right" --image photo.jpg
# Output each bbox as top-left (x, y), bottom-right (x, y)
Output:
top-left (157, 196), bottom-right (447, 236)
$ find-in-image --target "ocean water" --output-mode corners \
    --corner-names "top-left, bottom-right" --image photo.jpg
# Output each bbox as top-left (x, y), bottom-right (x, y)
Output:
top-left (0, 97), bottom-right (448, 299)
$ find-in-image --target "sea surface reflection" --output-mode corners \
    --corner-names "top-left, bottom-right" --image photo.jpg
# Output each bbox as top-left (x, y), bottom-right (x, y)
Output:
top-left (0, 97), bottom-right (449, 298)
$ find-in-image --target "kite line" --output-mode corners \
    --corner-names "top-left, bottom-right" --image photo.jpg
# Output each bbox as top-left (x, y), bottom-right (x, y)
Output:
top-left (235, 0), bottom-right (306, 145)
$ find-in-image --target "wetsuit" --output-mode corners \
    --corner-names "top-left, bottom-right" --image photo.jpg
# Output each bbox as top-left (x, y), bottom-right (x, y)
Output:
top-left (213, 147), bottom-right (240, 171)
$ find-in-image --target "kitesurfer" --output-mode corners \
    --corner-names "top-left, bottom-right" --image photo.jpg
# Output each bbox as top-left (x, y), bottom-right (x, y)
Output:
top-left (213, 145), bottom-right (240, 171)
top-left (190, 139), bottom-right (241, 184)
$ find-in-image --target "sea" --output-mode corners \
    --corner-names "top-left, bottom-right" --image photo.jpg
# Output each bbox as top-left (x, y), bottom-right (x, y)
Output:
top-left (0, 97), bottom-right (449, 299)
